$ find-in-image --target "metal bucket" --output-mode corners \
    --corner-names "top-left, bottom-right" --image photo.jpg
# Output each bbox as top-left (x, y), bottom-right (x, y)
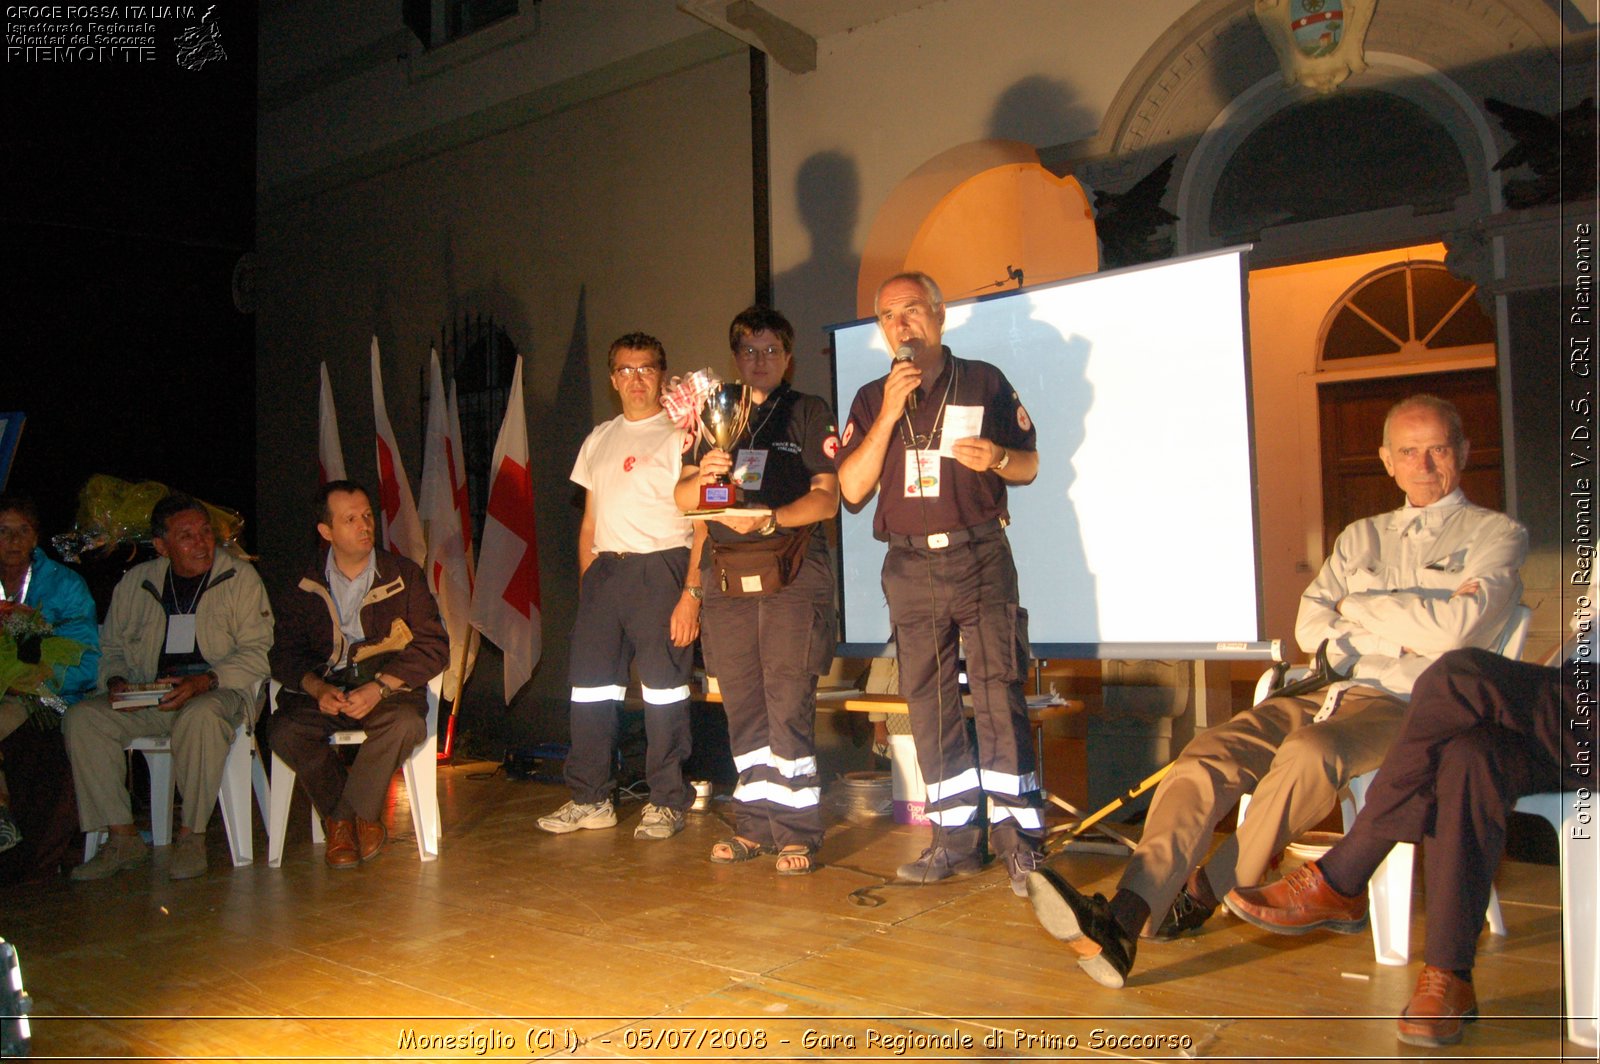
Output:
top-left (834, 771), bottom-right (893, 822)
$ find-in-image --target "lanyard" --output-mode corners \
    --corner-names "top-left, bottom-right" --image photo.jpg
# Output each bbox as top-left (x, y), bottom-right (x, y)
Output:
top-left (1, 564), bottom-right (30, 604)
top-left (745, 390), bottom-right (783, 448)
top-left (166, 570), bottom-right (208, 615)
top-left (899, 359), bottom-right (959, 452)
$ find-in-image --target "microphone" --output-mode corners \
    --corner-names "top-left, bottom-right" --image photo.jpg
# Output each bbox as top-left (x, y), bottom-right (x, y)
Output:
top-left (895, 345), bottom-right (917, 411)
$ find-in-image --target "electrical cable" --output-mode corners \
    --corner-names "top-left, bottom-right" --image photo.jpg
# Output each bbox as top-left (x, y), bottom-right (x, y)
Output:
top-left (897, 360), bottom-right (959, 886)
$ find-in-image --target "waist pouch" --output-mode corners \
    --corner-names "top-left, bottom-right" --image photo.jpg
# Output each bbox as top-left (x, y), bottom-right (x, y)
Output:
top-left (711, 525), bottom-right (813, 597)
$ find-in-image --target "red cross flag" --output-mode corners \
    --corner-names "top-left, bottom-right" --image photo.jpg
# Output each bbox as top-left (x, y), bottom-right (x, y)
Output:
top-left (317, 362), bottom-right (347, 483)
top-left (370, 337), bottom-right (426, 566)
top-left (446, 381), bottom-right (475, 578)
top-left (418, 350), bottom-right (477, 701)
top-left (471, 355), bottom-right (540, 702)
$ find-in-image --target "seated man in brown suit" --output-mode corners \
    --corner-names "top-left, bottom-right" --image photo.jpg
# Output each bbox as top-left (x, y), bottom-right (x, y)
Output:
top-left (261, 481), bottom-right (447, 867)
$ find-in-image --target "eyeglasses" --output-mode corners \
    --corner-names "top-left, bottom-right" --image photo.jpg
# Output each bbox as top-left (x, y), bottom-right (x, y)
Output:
top-left (612, 365), bottom-right (660, 381)
top-left (737, 345), bottom-right (787, 362)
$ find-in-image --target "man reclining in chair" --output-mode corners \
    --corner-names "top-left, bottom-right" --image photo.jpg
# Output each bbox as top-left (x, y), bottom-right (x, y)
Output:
top-left (261, 480), bottom-right (447, 868)
top-left (1027, 394), bottom-right (1527, 989)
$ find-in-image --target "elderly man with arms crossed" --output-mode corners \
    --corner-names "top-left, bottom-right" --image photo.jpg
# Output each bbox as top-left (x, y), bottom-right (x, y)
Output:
top-left (1026, 395), bottom-right (1528, 990)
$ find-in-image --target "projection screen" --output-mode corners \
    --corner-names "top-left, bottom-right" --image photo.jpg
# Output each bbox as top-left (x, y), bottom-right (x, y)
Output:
top-left (829, 247), bottom-right (1270, 660)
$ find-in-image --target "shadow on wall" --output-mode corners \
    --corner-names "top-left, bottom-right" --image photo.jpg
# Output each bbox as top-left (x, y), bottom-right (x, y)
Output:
top-left (455, 284), bottom-right (595, 756)
top-left (778, 76), bottom-right (1095, 365)
top-left (774, 151), bottom-right (861, 392)
top-left (943, 295), bottom-right (1097, 640)
top-left (987, 75), bottom-right (1098, 147)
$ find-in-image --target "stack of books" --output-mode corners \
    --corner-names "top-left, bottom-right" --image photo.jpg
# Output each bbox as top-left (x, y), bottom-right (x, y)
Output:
top-left (109, 682), bottom-right (174, 711)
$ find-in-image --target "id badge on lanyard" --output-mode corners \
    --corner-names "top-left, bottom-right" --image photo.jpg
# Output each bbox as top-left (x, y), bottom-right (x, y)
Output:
top-left (165, 614), bottom-right (198, 655)
top-left (732, 448), bottom-right (768, 492)
top-left (903, 449), bottom-right (941, 498)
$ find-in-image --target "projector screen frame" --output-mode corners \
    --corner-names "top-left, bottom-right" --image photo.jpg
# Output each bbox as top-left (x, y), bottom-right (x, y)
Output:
top-left (827, 246), bottom-right (1272, 662)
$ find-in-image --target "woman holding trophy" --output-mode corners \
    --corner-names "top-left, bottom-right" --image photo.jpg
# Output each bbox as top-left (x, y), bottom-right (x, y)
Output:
top-left (675, 307), bottom-right (840, 875)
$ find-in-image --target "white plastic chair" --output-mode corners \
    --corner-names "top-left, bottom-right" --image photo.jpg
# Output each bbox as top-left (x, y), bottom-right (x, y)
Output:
top-left (265, 675), bottom-right (442, 866)
top-left (84, 683), bottom-right (271, 867)
top-left (1241, 601), bottom-right (1529, 960)
top-left (1511, 790), bottom-right (1597, 1048)
top-left (1351, 605), bottom-right (1533, 965)
top-left (1241, 604), bottom-right (1532, 965)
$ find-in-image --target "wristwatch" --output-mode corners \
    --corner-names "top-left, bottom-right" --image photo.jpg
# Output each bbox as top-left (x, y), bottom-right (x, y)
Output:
top-left (759, 512), bottom-right (780, 536)
top-left (684, 585), bottom-right (704, 601)
top-left (375, 679), bottom-right (396, 700)
top-left (992, 449), bottom-right (1011, 473)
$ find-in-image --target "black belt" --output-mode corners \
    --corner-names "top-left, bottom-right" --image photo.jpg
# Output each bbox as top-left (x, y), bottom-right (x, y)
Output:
top-left (886, 517), bottom-right (1004, 551)
top-left (595, 547), bottom-right (685, 561)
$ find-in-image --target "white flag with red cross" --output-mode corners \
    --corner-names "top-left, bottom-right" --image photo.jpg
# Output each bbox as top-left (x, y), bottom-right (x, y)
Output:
top-left (470, 355), bottom-right (540, 702)
top-left (369, 337), bottom-right (426, 566)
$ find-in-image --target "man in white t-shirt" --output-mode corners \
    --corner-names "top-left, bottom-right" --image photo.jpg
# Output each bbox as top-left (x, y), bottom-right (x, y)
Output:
top-left (538, 333), bottom-right (706, 841)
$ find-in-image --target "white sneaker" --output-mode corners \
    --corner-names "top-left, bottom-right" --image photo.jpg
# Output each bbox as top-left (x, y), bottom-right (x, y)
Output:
top-left (537, 799), bottom-right (616, 834)
top-left (0, 807), bottom-right (21, 855)
top-left (633, 803), bottom-right (685, 840)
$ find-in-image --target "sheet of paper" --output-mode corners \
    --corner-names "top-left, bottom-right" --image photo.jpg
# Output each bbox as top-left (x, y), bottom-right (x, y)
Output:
top-left (940, 405), bottom-right (984, 457)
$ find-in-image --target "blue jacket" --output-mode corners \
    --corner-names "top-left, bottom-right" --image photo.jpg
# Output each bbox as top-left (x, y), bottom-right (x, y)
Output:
top-left (22, 547), bottom-right (101, 704)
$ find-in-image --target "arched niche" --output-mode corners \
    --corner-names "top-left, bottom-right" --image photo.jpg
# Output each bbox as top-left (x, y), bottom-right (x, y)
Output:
top-left (855, 140), bottom-right (1098, 318)
top-left (1177, 54), bottom-right (1502, 256)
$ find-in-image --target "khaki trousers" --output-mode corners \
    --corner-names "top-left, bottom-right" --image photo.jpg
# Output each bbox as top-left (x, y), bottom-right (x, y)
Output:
top-left (1119, 685), bottom-right (1406, 922)
top-left (63, 689), bottom-right (246, 833)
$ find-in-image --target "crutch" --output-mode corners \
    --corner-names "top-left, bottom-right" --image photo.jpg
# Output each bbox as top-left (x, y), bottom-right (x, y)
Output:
top-left (1048, 640), bottom-right (1349, 848)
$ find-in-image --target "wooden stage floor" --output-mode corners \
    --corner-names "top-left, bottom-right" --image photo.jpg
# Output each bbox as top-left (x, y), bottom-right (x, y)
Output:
top-left (1, 761), bottom-right (1585, 1062)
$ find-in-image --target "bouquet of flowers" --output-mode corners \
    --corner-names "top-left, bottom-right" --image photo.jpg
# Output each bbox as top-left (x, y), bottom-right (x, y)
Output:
top-left (50, 474), bottom-right (248, 562)
top-left (0, 602), bottom-right (88, 729)
top-left (660, 368), bottom-right (724, 440)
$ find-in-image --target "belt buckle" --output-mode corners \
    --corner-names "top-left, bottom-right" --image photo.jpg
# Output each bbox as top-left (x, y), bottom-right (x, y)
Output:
top-left (926, 532), bottom-right (950, 550)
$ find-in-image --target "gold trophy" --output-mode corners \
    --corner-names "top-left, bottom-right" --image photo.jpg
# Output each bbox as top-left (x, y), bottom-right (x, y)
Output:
top-left (697, 382), bottom-right (753, 509)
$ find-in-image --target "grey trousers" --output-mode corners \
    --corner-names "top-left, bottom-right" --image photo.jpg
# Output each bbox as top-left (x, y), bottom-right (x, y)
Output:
top-left (1119, 685), bottom-right (1406, 922)
top-left (64, 688), bottom-right (247, 833)
top-left (260, 691), bottom-right (427, 822)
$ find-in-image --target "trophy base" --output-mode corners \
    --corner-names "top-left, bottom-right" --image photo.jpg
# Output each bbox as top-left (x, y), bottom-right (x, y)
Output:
top-left (699, 482), bottom-right (743, 509)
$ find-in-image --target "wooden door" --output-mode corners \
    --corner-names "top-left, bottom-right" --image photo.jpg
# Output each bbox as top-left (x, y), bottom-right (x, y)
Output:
top-left (1316, 371), bottom-right (1503, 555)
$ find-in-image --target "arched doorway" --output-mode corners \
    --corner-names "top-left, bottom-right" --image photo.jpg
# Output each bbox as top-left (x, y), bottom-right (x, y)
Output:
top-left (1314, 261), bottom-right (1501, 552)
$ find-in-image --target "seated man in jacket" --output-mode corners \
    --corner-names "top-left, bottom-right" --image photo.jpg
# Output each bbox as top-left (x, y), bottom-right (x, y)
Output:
top-left (1026, 395), bottom-right (1527, 989)
top-left (261, 481), bottom-right (447, 868)
top-left (1225, 638), bottom-right (1584, 1048)
top-left (65, 493), bottom-right (273, 881)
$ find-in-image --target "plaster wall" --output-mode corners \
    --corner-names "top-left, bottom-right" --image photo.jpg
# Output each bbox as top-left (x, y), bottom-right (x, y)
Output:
top-left (255, 51), bottom-right (754, 724)
top-left (259, 1), bottom-right (716, 192)
top-left (764, 0), bottom-right (1194, 396)
top-left (1244, 243), bottom-right (1507, 645)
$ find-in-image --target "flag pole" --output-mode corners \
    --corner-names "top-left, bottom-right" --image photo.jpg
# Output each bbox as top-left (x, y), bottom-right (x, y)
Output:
top-left (438, 625), bottom-right (478, 762)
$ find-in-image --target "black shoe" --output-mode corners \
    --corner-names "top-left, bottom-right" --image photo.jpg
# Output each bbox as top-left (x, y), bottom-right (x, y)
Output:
top-left (1025, 867), bottom-right (1137, 989)
top-left (1003, 848), bottom-right (1044, 897)
top-left (896, 845), bottom-right (984, 884)
top-left (1147, 887), bottom-right (1215, 941)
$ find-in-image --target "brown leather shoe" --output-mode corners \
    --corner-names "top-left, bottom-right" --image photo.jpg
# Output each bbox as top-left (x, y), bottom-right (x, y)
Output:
top-left (1397, 965), bottom-right (1478, 1047)
top-left (356, 817), bottom-right (387, 863)
top-left (324, 819), bottom-right (358, 869)
top-left (1222, 860), bottom-right (1368, 935)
